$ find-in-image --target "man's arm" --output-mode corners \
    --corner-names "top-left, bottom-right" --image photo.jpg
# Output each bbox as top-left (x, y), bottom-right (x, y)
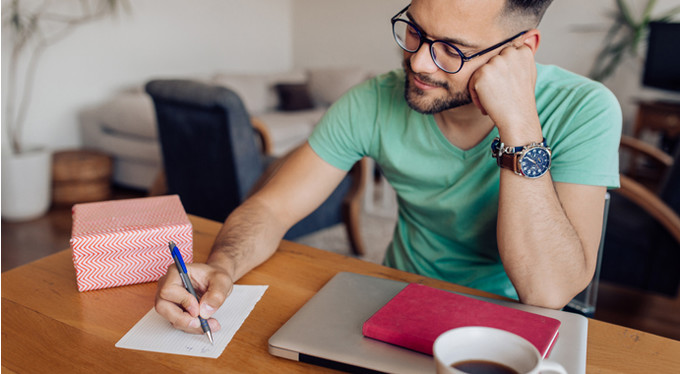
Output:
top-left (470, 35), bottom-right (607, 309)
top-left (497, 173), bottom-right (606, 309)
top-left (155, 143), bottom-right (348, 333)
top-left (206, 143), bottom-right (349, 280)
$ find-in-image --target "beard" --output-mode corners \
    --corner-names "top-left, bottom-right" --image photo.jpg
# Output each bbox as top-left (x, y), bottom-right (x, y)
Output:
top-left (403, 59), bottom-right (472, 115)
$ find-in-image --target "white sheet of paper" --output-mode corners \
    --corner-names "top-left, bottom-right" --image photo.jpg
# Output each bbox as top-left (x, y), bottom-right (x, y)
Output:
top-left (115, 285), bottom-right (268, 358)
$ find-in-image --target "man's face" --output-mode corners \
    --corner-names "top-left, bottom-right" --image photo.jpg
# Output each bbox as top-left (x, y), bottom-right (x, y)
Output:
top-left (403, 58), bottom-right (470, 115)
top-left (402, 0), bottom-right (511, 114)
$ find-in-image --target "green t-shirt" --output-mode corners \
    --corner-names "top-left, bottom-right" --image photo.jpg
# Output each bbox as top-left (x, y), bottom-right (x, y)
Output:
top-left (308, 64), bottom-right (622, 299)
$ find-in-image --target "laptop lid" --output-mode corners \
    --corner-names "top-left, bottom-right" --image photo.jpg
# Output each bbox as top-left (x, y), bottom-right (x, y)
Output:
top-left (268, 272), bottom-right (587, 374)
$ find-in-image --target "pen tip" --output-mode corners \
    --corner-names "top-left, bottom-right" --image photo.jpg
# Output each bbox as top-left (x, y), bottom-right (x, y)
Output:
top-left (207, 330), bottom-right (214, 345)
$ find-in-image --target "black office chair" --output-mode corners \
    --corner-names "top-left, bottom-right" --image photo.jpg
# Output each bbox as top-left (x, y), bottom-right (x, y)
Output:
top-left (145, 79), bottom-right (366, 255)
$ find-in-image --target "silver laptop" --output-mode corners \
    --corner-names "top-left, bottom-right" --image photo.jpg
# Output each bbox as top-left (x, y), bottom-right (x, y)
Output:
top-left (268, 272), bottom-right (588, 374)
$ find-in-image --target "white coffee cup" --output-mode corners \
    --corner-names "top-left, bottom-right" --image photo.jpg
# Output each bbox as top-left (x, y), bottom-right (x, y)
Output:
top-left (433, 326), bottom-right (566, 374)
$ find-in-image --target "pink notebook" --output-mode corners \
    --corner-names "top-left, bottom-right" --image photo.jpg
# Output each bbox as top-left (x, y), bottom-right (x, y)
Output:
top-left (362, 283), bottom-right (561, 357)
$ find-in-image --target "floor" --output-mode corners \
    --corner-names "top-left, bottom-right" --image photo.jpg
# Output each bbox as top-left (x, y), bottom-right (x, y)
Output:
top-left (2, 185), bottom-right (679, 342)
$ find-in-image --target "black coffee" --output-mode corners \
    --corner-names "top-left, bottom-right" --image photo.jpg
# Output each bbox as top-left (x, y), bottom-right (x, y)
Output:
top-left (451, 360), bottom-right (519, 374)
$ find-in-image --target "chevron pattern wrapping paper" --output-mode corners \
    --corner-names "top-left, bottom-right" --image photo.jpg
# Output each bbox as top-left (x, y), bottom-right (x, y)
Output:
top-left (71, 195), bottom-right (193, 292)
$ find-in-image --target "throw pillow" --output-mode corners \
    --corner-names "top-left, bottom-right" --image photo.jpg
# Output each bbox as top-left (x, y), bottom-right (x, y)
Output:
top-left (275, 83), bottom-right (315, 111)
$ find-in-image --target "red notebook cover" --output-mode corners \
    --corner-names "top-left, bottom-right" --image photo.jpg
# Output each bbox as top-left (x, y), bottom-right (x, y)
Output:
top-left (362, 284), bottom-right (561, 357)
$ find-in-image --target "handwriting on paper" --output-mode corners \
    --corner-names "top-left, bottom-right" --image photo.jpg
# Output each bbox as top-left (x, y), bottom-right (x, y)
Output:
top-left (115, 285), bottom-right (268, 359)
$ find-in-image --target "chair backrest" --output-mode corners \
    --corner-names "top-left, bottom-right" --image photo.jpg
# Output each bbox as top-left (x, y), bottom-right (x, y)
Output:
top-left (659, 145), bottom-right (680, 215)
top-left (145, 79), bottom-right (265, 222)
top-left (565, 192), bottom-right (611, 317)
top-left (601, 146), bottom-right (680, 296)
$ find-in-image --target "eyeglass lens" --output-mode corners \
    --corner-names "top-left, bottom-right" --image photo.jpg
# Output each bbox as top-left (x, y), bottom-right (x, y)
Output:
top-left (392, 19), bottom-right (463, 73)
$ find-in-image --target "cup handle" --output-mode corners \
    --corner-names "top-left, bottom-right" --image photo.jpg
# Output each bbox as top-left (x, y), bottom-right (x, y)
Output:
top-left (538, 360), bottom-right (567, 374)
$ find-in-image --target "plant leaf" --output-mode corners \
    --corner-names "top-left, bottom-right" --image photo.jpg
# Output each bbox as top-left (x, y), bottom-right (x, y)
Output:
top-left (616, 0), bottom-right (636, 27)
top-left (641, 0), bottom-right (657, 24)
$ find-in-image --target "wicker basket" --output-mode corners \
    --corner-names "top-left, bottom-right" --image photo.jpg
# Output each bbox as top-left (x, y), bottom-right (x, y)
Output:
top-left (52, 150), bottom-right (113, 206)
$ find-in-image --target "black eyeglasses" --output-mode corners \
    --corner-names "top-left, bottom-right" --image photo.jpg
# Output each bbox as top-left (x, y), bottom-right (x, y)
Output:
top-left (391, 5), bottom-right (527, 74)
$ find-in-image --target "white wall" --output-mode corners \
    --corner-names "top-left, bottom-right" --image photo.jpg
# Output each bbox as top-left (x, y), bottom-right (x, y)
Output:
top-left (1, 0), bottom-right (293, 153)
top-left (291, 0), bottom-right (680, 133)
top-left (4, 0), bottom-right (679, 154)
top-left (291, 0), bottom-right (403, 73)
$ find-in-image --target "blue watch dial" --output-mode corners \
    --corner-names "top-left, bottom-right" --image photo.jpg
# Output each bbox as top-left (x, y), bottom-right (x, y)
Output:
top-left (519, 147), bottom-right (551, 178)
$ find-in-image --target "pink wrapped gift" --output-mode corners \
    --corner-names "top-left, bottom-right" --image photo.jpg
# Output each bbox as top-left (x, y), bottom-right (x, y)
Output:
top-left (70, 195), bottom-right (193, 292)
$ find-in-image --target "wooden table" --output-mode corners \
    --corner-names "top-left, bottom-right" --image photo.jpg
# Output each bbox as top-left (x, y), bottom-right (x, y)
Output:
top-left (3, 215), bottom-right (680, 373)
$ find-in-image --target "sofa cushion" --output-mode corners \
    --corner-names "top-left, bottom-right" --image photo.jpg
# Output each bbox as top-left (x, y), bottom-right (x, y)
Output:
top-left (275, 83), bottom-right (315, 111)
top-left (307, 67), bottom-right (369, 106)
top-left (256, 108), bottom-right (327, 155)
top-left (211, 74), bottom-right (269, 114)
top-left (97, 92), bottom-right (158, 140)
top-left (88, 126), bottom-right (162, 164)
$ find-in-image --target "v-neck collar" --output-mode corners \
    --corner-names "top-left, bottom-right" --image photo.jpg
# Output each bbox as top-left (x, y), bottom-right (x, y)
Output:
top-left (427, 114), bottom-right (499, 160)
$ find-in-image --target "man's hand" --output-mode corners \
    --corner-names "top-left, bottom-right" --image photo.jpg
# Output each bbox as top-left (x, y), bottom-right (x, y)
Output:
top-left (468, 44), bottom-right (541, 143)
top-left (155, 262), bottom-right (233, 334)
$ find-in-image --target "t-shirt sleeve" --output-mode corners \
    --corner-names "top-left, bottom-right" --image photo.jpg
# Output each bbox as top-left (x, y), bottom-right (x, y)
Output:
top-left (308, 79), bottom-right (378, 171)
top-left (546, 82), bottom-right (622, 189)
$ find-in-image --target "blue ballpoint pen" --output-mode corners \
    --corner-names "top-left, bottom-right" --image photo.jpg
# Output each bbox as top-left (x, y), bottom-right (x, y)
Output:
top-left (168, 241), bottom-right (214, 345)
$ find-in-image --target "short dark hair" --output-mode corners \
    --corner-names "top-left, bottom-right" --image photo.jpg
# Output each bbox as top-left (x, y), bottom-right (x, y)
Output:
top-left (503, 0), bottom-right (554, 27)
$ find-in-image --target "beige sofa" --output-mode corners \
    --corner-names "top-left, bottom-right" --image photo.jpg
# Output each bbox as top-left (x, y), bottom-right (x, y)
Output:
top-left (79, 67), bottom-right (371, 190)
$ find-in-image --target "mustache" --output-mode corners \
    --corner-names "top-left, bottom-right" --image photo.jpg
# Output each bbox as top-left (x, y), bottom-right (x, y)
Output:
top-left (403, 59), bottom-right (449, 90)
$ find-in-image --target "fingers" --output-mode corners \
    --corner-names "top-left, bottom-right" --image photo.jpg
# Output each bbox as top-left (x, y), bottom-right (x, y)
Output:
top-left (155, 263), bottom-right (232, 334)
top-left (198, 270), bottom-right (234, 319)
top-left (156, 296), bottom-right (216, 334)
top-left (468, 76), bottom-right (487, 116)
top-left (155, 272), bottom-right (201, 333)
top-left (467, 45), bottom-right (536, 123)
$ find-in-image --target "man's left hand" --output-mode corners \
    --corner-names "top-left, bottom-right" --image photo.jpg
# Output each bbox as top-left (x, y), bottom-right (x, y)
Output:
top-left (468, 44), bottom-right (540, 141)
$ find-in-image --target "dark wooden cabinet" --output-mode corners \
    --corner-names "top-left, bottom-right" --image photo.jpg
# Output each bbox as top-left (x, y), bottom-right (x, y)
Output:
top-left (633, 100), bottom-right (680, 139)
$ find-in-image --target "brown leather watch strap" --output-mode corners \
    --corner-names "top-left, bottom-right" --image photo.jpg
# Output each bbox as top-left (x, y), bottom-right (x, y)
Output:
top-left (498, 152), bottom-right (518, 174)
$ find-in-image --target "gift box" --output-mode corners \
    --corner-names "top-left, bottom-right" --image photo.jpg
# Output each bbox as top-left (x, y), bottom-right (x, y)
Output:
top-left (70, 195), bottom-right (193, 292)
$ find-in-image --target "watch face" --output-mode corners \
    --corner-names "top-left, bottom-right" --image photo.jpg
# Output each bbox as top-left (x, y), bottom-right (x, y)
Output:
top-left (519, 147), bottom-right (551, 178)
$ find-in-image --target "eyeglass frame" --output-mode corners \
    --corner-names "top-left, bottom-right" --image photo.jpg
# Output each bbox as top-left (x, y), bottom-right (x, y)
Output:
top-left (391, 4), bottom-right (528, 74)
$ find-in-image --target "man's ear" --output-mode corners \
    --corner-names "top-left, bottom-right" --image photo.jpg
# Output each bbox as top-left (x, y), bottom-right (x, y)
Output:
top-left (521, 29), bottom-right (541, 55)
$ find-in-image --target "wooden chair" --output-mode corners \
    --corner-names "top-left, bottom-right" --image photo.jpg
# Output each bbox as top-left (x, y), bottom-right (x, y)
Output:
top-left (567, 136), bottom-right (680, 316)
top-left (620, 135), bottom-right (674, 193)
top-left (617, 135), bottom-right (680, 243)
top-left (600, 135), bottom-right (680, 297)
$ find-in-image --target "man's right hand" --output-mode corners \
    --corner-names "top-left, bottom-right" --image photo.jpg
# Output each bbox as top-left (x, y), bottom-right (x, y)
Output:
top-left (154, 143), bottom-right (348, 334)
top-left (154, 262), bottom-right (233, 335)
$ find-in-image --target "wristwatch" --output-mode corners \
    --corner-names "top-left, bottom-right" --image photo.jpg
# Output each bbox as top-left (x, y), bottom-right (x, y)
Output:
top-left (491, 137), bottom-right (551, 178)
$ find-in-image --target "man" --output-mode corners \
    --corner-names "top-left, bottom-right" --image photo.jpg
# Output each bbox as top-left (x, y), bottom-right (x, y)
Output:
top-left (155, 0), bottom-right (621, 336)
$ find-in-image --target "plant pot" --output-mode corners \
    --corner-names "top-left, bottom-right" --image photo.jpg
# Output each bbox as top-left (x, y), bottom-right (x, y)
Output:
top-left (2, 147), bottom-right (52, 222)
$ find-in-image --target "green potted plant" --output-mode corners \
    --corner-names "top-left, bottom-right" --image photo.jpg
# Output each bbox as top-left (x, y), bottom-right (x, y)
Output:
top-left (1, 0), bottom-right (130, 221)
top-left (589, 0), bottom-right (680, 82)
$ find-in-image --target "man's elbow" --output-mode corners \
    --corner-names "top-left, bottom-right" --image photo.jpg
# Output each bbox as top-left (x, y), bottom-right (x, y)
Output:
top-left (517, 277), bottom-right (592, 310)
top-left (516, 261), bottom-right (596, 310)
top-left (518, 291), bottom-right (572, 310)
